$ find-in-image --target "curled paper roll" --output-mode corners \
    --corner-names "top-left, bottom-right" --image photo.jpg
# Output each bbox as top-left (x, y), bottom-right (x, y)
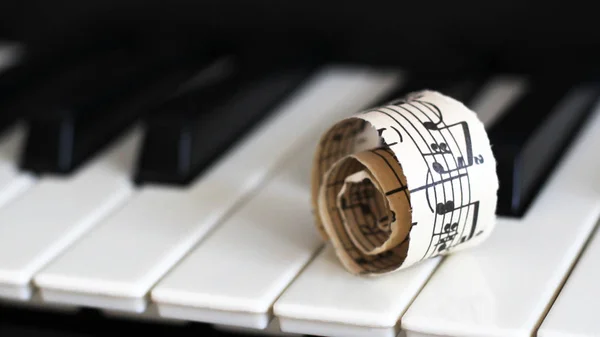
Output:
top-left (311, 90), bottom-right (498, 276)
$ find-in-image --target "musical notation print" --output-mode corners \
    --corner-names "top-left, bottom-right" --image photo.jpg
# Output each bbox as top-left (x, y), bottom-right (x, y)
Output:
top-left (311, 90), bottom-right (498, 275)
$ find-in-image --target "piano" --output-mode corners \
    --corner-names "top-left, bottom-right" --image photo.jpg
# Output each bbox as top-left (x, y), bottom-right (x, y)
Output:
top-left (1, 9), bottom-right (600, 336)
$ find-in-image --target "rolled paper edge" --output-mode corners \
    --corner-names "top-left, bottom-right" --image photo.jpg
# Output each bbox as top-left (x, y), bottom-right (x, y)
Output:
top-left (310, 117), bottom-right (376, 241)
top-left (317, 148), bottom-right (413, 276)
top-left (311, 90), bottom-right (499, 275)
top-left (338, 150), bottom-right (412, 256)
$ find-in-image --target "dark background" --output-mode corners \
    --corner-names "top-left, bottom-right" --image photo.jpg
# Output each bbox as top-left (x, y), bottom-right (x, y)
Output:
top-left (1, 0), bottom-right (599, 73)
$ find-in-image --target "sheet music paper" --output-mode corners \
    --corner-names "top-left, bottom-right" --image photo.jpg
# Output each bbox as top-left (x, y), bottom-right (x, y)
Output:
top-left (311, 90), bottom-right (498, 275)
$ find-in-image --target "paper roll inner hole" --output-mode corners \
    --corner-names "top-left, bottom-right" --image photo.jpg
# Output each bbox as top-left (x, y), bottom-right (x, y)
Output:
top-left (338, 171), bottom-right (393, 255)
top-left (321, 151), bottom-right (411, 274)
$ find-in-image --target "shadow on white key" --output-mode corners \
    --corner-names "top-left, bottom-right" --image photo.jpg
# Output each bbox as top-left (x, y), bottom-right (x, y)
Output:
top-left (0, 291), bottom-right (79, 313)
top-left (270, 76), bottom-right (526, 337)
top-left (0, 125), bottom-right (36, 209)
top-left (33, 66), bottom-right (400, 313)
top-left (402, 101), bottom-right (600, 336)
top-left (537, 221), bottom-right (600, 337)
top-left (0, 128), bottom-right (140, 300)
top-left (103, 303), bottom-right (188, 325)
top-left (214, 318), bottom-right (302, 336)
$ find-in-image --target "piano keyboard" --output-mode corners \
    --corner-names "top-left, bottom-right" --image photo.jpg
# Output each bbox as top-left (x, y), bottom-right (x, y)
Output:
top-left (1, 42), bottom-right (600, 337)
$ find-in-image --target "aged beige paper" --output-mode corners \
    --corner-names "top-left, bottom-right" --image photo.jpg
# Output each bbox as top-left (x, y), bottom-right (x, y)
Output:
top-left (311, 90), bottom-right (498, 275)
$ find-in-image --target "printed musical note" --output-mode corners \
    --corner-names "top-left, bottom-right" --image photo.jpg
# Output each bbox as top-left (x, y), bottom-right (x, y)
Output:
top-left (378, 125), bottom-right (403, 146)
top-left (430, 142), bottom-right (450, 153)
top-left (436, 222), bottom-right (458, 252)
top-left (416, 100), bottom-right (443, 129)
top-left (426, 121), bottom-right (474, 173)
top-left (466, 201), bottom-right (480, 241)
top-left (434, 201), bottom-right (481, 254)
top-left (436, 200), bottom-right (455, 214)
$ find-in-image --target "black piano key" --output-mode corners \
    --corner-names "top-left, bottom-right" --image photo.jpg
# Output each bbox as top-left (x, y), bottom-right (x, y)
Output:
top-left (19, 47), bottom-right (217, 175)
top-left (0, 43), bottom-right (127, 133)
top-left (135, 60), bottom-right (316, 186)
top-left (375, 72), bottom-right (489, 107)
top-left (489, 77), bottom-right (600, 217)
top-left (0, 47), bottom-right (33, 132)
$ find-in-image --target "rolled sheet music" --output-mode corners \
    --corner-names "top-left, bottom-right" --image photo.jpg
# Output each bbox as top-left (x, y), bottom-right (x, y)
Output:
top-left (311, 90), bottom-right (498, 276)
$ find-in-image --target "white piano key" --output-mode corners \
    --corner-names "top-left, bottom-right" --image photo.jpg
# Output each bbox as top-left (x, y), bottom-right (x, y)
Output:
top-left (469, 76), bottom-right (526, 126)
top-left (537, 223), bottom-right (600, 337)
top-left (0, 125), bottom-right (35, 209)
top-left (0, 129), bottom-right (140, 300)
top-left (34, 66), bottom-right (401, 313)
top-left (271, 76), bottom-right (524, 337)
top-left (150, 143), bottom-right (328, 328)
top-left (149, 70), bottom-right (404, 328)
top-left (402, 98), bottom-right (600, 336)
top-left (275, 245), bottom-right (440, 337)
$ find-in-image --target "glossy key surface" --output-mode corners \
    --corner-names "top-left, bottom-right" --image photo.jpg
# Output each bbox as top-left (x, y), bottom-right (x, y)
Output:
top-left (33, 67), bottom-right (398, 314)
top-left (269, 75), bottom-right (520, 337)
top-left (135, 58), bottom-right (315, 185)
top-left (148, 67), bottom-right (397, 326)
top-left (19, 47), bottom-right (215, 175)
top-left (0, 128), bottom-right (140, 300)
top-left (537, 223), bottom-right (600, 337)
top-left (402, 94), bottom-right (600, 337)
top-left (489, 78), bottom-right (600, 216)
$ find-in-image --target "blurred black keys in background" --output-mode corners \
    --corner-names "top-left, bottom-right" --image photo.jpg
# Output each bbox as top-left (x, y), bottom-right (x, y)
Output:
top-left (0, 42), bottom-right (31, 132)
top-left (488, 77), bottom-right (600, 217)
top-left (134, 56), bottom-right (316, 186)
top-left (375, 72), bottom-right (490, 106)
top-left (7, 38), bottom-right (595, 219)
top-left (0, 39), bottom-right (137, 134)
top-left (18, 46), bottom-right (221, 175)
